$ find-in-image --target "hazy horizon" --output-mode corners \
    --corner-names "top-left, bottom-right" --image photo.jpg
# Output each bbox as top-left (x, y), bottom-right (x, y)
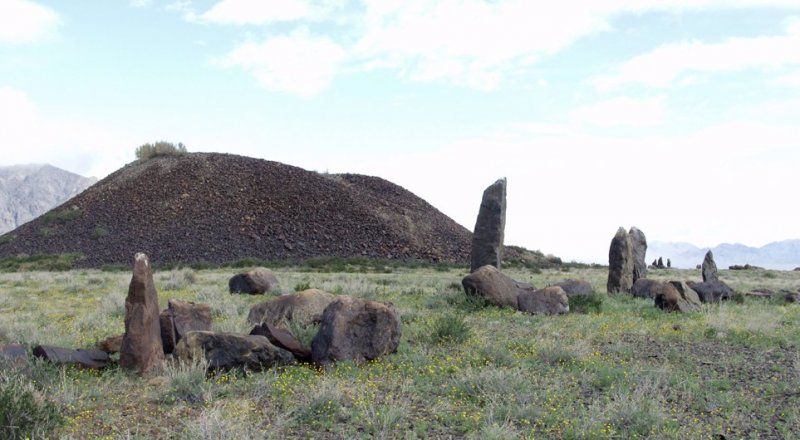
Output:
top-left (1, 1), bottom-right (799, 264)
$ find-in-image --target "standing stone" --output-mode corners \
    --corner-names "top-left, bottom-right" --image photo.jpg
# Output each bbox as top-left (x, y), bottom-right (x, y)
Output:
top-left (470, 178), bottom-right (506, 272)
top-left (667, 259), bottom-right (672, 268)
top-left (607, 227), bottom-right (634, 293)
top-left (120, 253), bottom-right (164, 374)
top-left (629, 227), bottom-right (648, 283)
top-left (702, 251), bottom-right (718, 282)
top-left (657, 257), bottom-right (664, 269)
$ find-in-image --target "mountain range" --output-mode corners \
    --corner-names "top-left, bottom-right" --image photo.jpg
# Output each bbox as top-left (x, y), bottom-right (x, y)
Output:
top-left (0, 164), bottom-right (97, 235)
top-left (648, 240), bottom-right (800, 270)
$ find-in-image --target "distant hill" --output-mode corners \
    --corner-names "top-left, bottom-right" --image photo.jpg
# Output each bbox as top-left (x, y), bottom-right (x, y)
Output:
top-left (0, 152), bottom-right (523, 268)
top-left (648, 240), bottom-right (800, 270)
top-left (0, 164), bottom-right (97, 234)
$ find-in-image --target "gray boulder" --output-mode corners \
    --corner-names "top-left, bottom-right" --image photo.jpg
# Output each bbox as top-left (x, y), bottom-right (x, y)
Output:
top-left (229, 268), bottom-right (279, 294)
top-left (607, 227), bottom-right (634, 293)
top-left (686, 281), bottom-right (734, 303)
top-left (551, 279), bottom-right (593, 297)
top-left (517, 286), bottom-right (569, 315)
top-left (629, 227), bottom-right (648, 283)
top-left (175, 331), bottom-right (295, 372)
top-left (247, 289), bottom-right (336, 326)
top-left (470, 178), bottom-right (506, 272)
top-left (311, 296), bottom-right (401, 364)
top-left (655, 281), bottom-right (701, 312)
top-left (631, 278), bottom-right (663, 299)
top-left (702, 251), bottom-right (719, 283)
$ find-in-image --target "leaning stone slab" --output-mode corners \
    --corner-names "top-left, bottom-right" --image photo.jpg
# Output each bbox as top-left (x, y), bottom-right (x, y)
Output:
top-left (120, 253), bottom-right (164, 374)
top-left (470, 178), bottom-right (507, 272)
top-left (250, 323), bottom-right (311, 362)
top-left (160, 299), bottom-right (213, 354)
top-left (32, 345), bottom-right (109, 369)
top-left (175, 331), bottom-right (295, 372)
top-left (311, 296), bottom-right (401, 365)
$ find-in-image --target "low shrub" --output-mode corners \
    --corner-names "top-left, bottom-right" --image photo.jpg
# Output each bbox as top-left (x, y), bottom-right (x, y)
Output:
top-left (430, 313), bottom-right (471, 344)
top-left (569, 293), bottom-right (604, 314)
top-left (0, 373), bottom-right (64, 439)
top-left (135, 141), bottom-right (187, 160)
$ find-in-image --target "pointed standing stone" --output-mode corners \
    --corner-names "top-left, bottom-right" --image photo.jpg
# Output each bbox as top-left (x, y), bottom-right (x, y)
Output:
top-left (607, 227), bottom-right (634, 293)
top-left (120, 253), bottom-right (164, 374)
top-left (629, 227), bottom-right (647, 283)
top-left (470, 178), bottom-right (507, 272)
top-left (702, 251), bottom-right (719, 282)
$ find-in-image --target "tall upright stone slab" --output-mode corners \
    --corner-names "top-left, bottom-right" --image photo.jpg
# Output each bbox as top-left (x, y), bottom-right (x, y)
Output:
top-left (607, 227), bottom-right (633, 293)
top-left (120, 253), bottom-right (164, 374)
top-left (629, 227), bottom-right (647, 283)
top-left (470, 178), bottom-right (507, 272)
top-left (702, 250), bottom-right (719, 282)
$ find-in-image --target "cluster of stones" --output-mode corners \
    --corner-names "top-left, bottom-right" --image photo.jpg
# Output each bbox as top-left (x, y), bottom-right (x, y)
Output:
top-left (650, 257), bottom-right (671, 269)
top-left (1, 253), bottom-right (401, 372)
top-left (462, 178), bottom-right (595, 315)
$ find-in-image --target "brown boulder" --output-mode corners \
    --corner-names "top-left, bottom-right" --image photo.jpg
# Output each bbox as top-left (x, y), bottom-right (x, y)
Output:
top-left (247, 289), bottom-right (336, 326)
top-left (517, 286), bottom-right (569, 315)
top-left (120, 253), bottom-right (164, 374)
top-left (552, 279), bottom-right (593, 297)
top-left (229, 268), bottom-right (279, 294)
top-left (470, 178), bottom-right (506, 272)
top-left (462, 265), bottom-right (520, 308)
top-left (160, 299), bottom-right (213, 354)
top-left (96, 334), bottom-right (123, 354)
top-left (175, 331), bottom-right (295, 372)
top-left (631, 278), bottom-right (663, 299)
top-left (629, 227), bottom-right (648, 283)
top-left (655, 281), bottom-right (701, 312)
top-left (607, 227), bottom-right (634, 293)
top-left (311, 296), bottom-right (401, 364)
top-left (32, 345), bottom-right (109, 369)
top-left (250, 323), bottom-right (311, 362)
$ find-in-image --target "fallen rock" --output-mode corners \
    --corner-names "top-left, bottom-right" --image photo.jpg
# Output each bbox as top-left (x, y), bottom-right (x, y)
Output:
top-left (631, 278), bottom-right (663, 299)
top-left (120, 253), bottom-right (164, 374)
top-left (470, 178), bottom-right (506, 272)
top-left (629, 227), bottom-right (648, 283)
top-left (250, 323), bottom-right (311, 362)
top-left (655, 281), bottom-right (701, 312)
top-left (517, 286), bottom-right (569, 315)
top-left (175, 331), bottom-right (295, 372)
top-left (686, 281), bottom-right (735, 303)
top-left (0, 344), bottom-right (28, 368)
top-left (784, 290), bottom-right (799, 303)
top-left (229, 268), bottom-right (279, 294)
top-left (311, 296), bottom-right (401, 364)
top-left (160, 299), bottom-right (213, 354)
top-left (794, 267), bottom-right (800, 271)
top-left (702, 251), bottom-right (719, 283)
top-left (551, 279), bottom-right (593, 297)
top-left (607, 227), bottom-right (634, 293)
top-left (729, 264), bottom-right (763, 270)
top-left (96, 334), bottom-right (123, 354)
top-left (462, 265), bottom-right (520, 308)
top-left (32, 345), bottom-right (109, 369)
top-left (247, 289), bottom-right (337, 326)
top-left (746, 289), bottom-right (773, 298)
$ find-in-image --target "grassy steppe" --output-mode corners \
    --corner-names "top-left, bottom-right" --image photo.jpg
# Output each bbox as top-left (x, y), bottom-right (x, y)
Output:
top-left (0, 266), bottom-right (798, 439)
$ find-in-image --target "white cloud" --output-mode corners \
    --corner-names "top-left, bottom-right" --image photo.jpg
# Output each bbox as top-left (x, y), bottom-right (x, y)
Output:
top-left (0, 87), bottom-right (133, 177)
top-left (596, 18), bottom-right (800, 90)
top-left (219, 29), bottom-right (346, 97)
top-left (130, 0), bottom-right (152, 7)
top-left (0, 0), bottom-right (60, 44)
top-left (571, 97), bottom-right (665, 127)
top-left (199, 0), bottom-right (311, 24)
top-left (775, 70), bottom-right (800, 86)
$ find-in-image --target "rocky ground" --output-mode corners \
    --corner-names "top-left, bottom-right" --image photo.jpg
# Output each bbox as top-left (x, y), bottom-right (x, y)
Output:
top-left (0, 266), bottom-right (798, 439)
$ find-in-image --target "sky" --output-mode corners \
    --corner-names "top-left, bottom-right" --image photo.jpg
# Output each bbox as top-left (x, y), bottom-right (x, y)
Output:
top-left (1, 0), bottom-right (799, 264)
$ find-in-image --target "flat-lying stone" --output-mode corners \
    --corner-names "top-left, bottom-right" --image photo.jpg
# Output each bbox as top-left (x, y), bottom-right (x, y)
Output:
top-left (160, 299), bottom-right (212, 354)
top-left (250, 323), bottom-right (311, 362)
top-left (175, 331), bottom-right (295, 372)
top-left (32, 345), bottom-right (110, 369)
top-left (311, 296), bottom-right (401, 364)
top-left (229, 268), bottom-right (279, 294)
top-left (686, 281), bottom-right (734, 303)
top-left (631, 278), bottom-right (663, 299)
top-left (551, 279), bottom-right (593, 297)
top-left (247, 289), bottom-right (336, 326)
top-left (517, 286), bottom-right (569, 315)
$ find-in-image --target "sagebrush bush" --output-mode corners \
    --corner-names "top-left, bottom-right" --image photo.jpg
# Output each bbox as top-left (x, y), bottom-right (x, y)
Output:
top-left (161, 358), bottom-right (211, 405)
top-left (0, 373), bottom-right (64, 439)
top-left (430, 313), bottom-right (471, 344)
top-left (569, 293), bottom-right (604, 314)
top-left (135, 141), bottom-right (187, 160)
top-left (288, 321), bottom-right (319, 348)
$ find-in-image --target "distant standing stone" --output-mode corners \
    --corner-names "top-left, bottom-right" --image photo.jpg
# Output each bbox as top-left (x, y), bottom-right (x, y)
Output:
top-left (470, 178), bottom-right (507, 272)
top-left (702, 251), bottom-right (719, 282)
top-left (120, 253), bottom-right (164, 374)
top-left (607, 227), bottom-right (634, 294)
top-left (629, 227), bottom-right (648, 283)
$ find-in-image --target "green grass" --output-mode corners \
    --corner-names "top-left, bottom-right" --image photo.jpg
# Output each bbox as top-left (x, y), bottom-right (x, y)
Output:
top-left (0, 266), bottom-right (797, 438)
